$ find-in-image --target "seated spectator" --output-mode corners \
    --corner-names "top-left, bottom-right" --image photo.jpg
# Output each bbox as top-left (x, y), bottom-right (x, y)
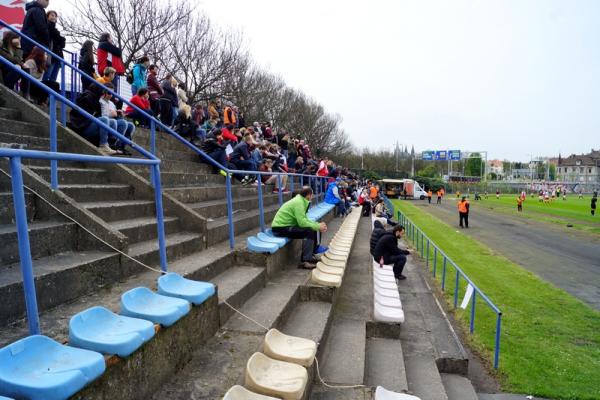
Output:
top-left (259, 159), bottom-right (289, 193)
top-left (96, 66), bottom-right (116, 85)
top-left (373, 225), bottom-right (409, 281)
top-left (324, 178), bottom-right (346, 217)
top-left (99, 82), bottom-right (135, 155)
top-left (23, 46), bottom-right (50, 104)
top-left (374, 198), bottom-right (397, 226)
top-left (125, 87), bottom-right (153, 127)
top-left (0, 32), bottom-right (27, 93)
top-left (200, 128), bottom-right (227, 172)
top-left (271, 186), bottom-right (328, 269)
top-left (78, 40), bottom-right (97, 90)
top-left (208, 100), bottom-right (219, 122)
top-left (230, 134), bottom-right (258, 184)
top-left (131, 56), bottom-right (149, 96)
top-left (221, 123), bottom-right (238, 143)
top-left (358, 188), bottom-right (372, 216)
top-left (370, 220), bottom-right (387, 256)
top-left (147, 64), bottom-right (163, 117)
top-left (43, 10), bottom-right (65, 82)
top-left (97, 32), bottom-right (124, 78)
top-left (20, 0), bottom-right (50, 58)
top-left (69, 84), bottom-right (117, 155)
top-left (174, 104), bottom-right (198, 142)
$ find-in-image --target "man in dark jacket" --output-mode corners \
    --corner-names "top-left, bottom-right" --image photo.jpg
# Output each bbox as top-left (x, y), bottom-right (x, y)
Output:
top-left (369, 220), bottom-right (387, 256)
top-left (200, 128), bottom-right (227, 170)
top-left (373, 225), bottom-right (409, 281)
top-left (21, 0), bottom-right (50, 57)
top-left (231, 134), bottom-right (258, 184)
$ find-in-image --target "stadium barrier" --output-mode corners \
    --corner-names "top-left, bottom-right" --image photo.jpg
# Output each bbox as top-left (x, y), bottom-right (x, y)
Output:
top-left (390, 201), bottom-right (502, 369)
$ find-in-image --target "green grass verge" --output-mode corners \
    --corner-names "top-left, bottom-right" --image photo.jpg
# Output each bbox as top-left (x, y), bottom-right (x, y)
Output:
top-left (473, 196), bottom-right (600, 236)
top-left (392, 199), bottom-right (600, 400)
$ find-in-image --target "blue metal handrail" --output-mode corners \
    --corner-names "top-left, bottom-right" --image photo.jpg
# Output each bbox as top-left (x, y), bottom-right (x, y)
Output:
top-left (1, 18), bottom-right (339, 249)
top-left (0, 147), bottom-right (168, 336)
top-left (392, 202), bottom-right (503, 369)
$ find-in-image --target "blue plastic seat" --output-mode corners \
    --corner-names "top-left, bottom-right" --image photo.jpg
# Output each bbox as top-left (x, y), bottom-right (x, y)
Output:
top-left (247, 236), bottom-right (279, 254)
top-left (157, 273), bottom-right (215, 305)
top-left (0, 335), bottom-right (105, 400)
top-left (69, 306), bottom-right (155, 357)
top-left (257, 232), bottom-right (288, 248)
top-left (0, 396), bottom-right (14, 399)
top-left (121, 287), bottom-right (190, 327)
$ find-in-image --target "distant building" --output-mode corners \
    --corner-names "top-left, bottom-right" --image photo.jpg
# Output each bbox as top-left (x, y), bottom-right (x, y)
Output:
top-left (556, 150), bottom-right (600, 183)
top-left (487, 159), bottom-right (504, 178)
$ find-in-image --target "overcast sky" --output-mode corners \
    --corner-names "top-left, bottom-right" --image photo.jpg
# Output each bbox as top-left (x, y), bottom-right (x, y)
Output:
top-left (48, 0), bottom-right (600, 161)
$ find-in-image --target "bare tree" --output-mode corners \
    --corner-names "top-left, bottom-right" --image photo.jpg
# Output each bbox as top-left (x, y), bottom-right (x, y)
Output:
top-left (62, 0), bottom-right (192, 69)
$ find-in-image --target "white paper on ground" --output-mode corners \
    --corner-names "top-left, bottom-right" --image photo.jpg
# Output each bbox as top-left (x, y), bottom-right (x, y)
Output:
top-left (460, 283), bottom-right (474, 309)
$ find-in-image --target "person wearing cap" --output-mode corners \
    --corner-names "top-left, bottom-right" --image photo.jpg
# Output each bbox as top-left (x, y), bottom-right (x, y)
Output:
top-left (458, 196), bottom-right (470, 228)
top-left (230, 134), bottom-right (258, 185)
top-left (272, 186), bottom-right (328, 269)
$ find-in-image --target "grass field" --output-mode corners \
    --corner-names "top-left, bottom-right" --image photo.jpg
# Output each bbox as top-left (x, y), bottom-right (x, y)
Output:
top-left (392, 199), bottom-right (600, 400)
top-left (473, 195), bottom-right (600, 235)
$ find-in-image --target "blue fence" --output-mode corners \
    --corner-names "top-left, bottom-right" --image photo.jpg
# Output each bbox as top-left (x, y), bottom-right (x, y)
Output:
top-left (387, 199), bottom-right (502, 369)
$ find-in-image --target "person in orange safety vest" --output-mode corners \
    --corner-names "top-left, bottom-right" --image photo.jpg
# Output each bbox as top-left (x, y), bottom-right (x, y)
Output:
top-left (458, 196), bottom-right (470, 228)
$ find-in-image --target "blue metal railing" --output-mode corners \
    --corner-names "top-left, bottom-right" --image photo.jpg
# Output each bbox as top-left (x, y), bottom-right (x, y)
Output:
top-left (392, 203), bottom-right (503, 369)
top-left (0, 147), bottom-right (168, 336)
top-left (1, 18), bottom-right (334, 249)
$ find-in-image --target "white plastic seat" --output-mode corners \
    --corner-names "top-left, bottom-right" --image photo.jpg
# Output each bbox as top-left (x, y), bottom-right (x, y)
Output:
top-left (374, 277), bottom-right (398, 291)
top-left (331, 237), bottom-right (353, 244)
top-left (329, 242), bottom-right (351, 252)
top-left (224, 385), bottom-right (279, 400)
top-left (320, 256), bottom-right (346, 268)
top-left (245, 352), bottom-right (308, 400)
top-left (316, 262), bottom-right (344, 276)
top-left (374, 293), bottom-right (402, 308)
top-left (374, 272), bottom-right (396, 283)
top-left (311, 268), bottom-right (342, 287)
top-left (375, 386), bottom-right (420, 399)
top-left (374, 284), bottom-right (401, 299)
top-left (374, 303), bottom-right (405, 324)
top-left (327, 248), bottom-right (349, 258)
top-left (263, 329), bottom-right (317, 367)
top-left (373, 266), bottom-right (395, 277)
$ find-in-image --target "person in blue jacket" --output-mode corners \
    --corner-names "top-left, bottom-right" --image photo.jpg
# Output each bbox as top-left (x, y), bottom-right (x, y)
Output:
top-left (325, 178), bottom-right (346, 217)
top-left (131, 56), bottom-right (149, 96)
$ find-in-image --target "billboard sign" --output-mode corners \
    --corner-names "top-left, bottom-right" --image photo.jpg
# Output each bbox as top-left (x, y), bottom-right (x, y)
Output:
top-left (449, 150), bottom-right (461, 160)
top-left (422, 151), bottom-right (434, 160)
top-left (0, 0), bottom-right (26, 31)
top-left (435, 150), bottom-right (447, 161)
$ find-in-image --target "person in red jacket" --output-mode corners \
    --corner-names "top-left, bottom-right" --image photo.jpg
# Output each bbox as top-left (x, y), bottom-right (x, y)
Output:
top-left (125, 88), bottom-right (153, 127)
top-left (97, 32), bottom-right (125, 78)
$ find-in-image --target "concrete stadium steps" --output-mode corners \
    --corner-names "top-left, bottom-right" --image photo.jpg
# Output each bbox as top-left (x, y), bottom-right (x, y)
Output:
top-left (0, 131), bottom-right (56, 151)
top-left (0, 106), bottom-right (20, 120)
top-left (60, 183), bottom-right (135, 202)
top-left (164, 184), bottom-right (259, 203)
top-left (109, 216), bottom-right (180, 244)
top-left (206, 203), bottom-right (283, 246)
top-left (0, 191), bottom-right (35, 224)
top-left (129, 159), bottom-right (214, 175)
top-left (187, 193), bottom-right (283, 220)
top-left (0, 117), bottom-right (47, 137)
top-left (28, 166), bottom-right (110, 185)
top-left (159, 171), bottom-right (225, 187)
top-left (365, 337), bottom-right (409, 393)
top-left (127, 231), bottom-right (202, 265)
top-left (0, 250), bottom-right (118, 325)
top-left (441, 373), bottom-right (479, 400)
top-left (80, 200), bottom-right (156, 222)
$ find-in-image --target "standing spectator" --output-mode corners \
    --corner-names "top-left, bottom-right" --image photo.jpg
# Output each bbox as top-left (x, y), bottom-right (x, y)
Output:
top-left (21, 0), bottom-right (50, 58)
top-left (0, 32), bottom-right (27, 92)
top-left (23, 46), bottom-right (48, 104)
top-left (591, 192), bottom-right (597, 216)
top-left (97, 33), bottom-right (124, 78)
top-left (69, 84), bottom-right (117, 155)
top-left (237, 109), bottom-right (245, 128)
top-left (208, 100), bottom-right (219, 122)
top-left (223, 103), bottom-right (236, 127)
top-left (42, 10), bottom-right (65, 82)
top-left (125, 87), bottom-right (153, 127)
top-left (458, 196), bottom-right (470, 228)
top-left (131, 56), bottom-right (149, 96)
top-left (373, 225), bottom-right (409, 281)
top-left (176, 81), bottom-right (188, 109)
top-left (99, 82), bottom-right (135, 155)
top-left (78, 40), bottom-right (97, 90)
top-left (146, 64), bottom-right (163, 116)
top-left (159, 74), bottom-right (178, 126)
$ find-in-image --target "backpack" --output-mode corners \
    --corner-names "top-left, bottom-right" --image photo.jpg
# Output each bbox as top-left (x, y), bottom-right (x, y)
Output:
top-left (126, 68), bottom-right (134, 84)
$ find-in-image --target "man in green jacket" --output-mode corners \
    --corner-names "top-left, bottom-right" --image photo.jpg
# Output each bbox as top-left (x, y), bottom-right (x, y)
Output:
top-left (272, 186), bottom-right (328, 269)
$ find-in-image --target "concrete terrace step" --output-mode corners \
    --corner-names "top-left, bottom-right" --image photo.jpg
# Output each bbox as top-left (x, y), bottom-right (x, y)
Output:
top-left (127, 231), bottom-right (202, 265)
top-left (29, 166), bottom-right (110, 185)
top-left (109, 216), bottom-right (179, 244)
top-left (441, 373), bottom-right (478, 400)
top-left (222, 283), bottom-right (299, 334)
top-left (0, 131), bottom-right (54, 151)
top-left (80, 199), bottom-right (156, 222)
top-left (129, 159), bottom-right (214, 175)
top-left (0, 220), bottom-right (77, 265)
top-left (0, 191), bottom-right (35, 224)
top-left (190, 193), bottom-right (288, 220)
top-left (280, 300), bottom-right (333, 347)
top-left (0, 117), bottom-right (46, 137)
top-left (165, 184), bottom-right (258, 203)
top-left (206, 203), bottom-right (281, 246)
top-left (318, 317), bottom-right (366, 385)
top-left (60, 183), bottom-right (135, 202)
top-left (366, 338), bottom-right (409, 393)
top-left (0, 107), bottom-right (20, 119)
top-left (0, 250), bottom-right (119, 325)
top-left (404, 355), bottom-right (449, 400)
top-left (160, 171), bottom-right (225, 187)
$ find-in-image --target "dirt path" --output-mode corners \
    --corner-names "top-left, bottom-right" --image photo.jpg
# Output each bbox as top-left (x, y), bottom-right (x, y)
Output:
top-left (412, 199), bottom-right (600, 311)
